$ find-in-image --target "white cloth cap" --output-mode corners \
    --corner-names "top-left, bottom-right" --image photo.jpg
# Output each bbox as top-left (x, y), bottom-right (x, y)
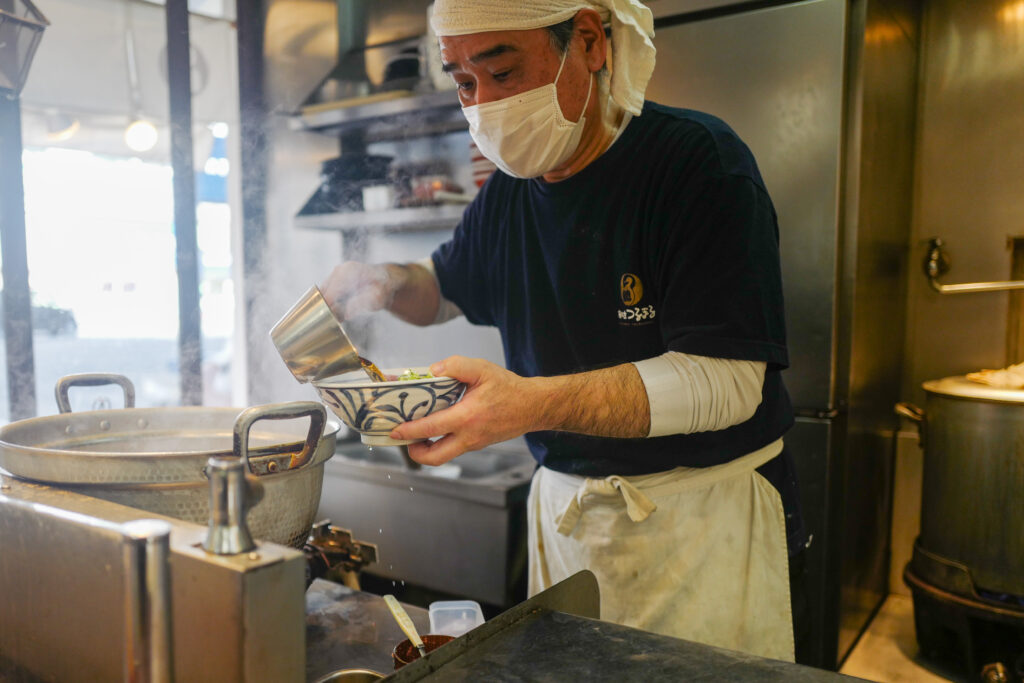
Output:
top-left (430, 0), bottom-right (655, 116)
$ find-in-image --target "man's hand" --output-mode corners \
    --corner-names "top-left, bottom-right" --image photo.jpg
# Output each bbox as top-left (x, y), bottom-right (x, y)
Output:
top-left (392, 357), bottom-right (540, 465)
top-left (319, 261), bottom-right (440, 326)
top-left (319, 261), bottom-right (395, 321)
top-left (392, 356), bottom-right (651, 466)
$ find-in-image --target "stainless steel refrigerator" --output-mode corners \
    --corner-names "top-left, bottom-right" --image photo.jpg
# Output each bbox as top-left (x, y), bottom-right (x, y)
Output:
top-left (645, 0), bottom-right (920, 668)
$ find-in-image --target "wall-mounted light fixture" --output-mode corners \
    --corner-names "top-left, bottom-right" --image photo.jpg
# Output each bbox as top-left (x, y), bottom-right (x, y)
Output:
top-left (0, 0), bottom-right (49, 97)
top-left (999, 1), bottom-right (1024, 24)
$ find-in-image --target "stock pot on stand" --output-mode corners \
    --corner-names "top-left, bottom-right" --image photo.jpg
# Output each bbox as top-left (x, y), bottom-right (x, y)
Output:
top-left (898, 376), bottom-right (1024, 597)
top-left (897, 376), bottom-right (1024, 679)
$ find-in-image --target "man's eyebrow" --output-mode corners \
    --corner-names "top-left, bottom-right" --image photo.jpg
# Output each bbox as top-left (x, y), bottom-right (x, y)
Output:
top-left (441, 43), bottom-right (519, 73)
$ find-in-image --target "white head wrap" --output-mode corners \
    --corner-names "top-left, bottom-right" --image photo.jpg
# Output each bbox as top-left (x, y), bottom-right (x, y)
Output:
top-left (430, 0), bottom-right (655, 116)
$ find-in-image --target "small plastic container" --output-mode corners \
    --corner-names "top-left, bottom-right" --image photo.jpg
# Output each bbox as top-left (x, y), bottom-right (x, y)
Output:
top-left (428, 600), bottom-right (485, 638)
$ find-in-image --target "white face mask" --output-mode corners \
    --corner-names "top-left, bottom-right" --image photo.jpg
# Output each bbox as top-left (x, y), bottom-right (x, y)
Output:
top-left (462, 49), bottom-right (593, 179)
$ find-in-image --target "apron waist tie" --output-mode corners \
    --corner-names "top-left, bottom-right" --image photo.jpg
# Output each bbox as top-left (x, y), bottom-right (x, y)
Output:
top-left (556, 475), bottom-right (657, 536)
top-left (552, 439), bottom-right (784, 537)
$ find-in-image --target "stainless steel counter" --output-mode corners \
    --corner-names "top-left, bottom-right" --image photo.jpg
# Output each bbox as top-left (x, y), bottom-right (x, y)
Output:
top-left (317, 441), bottom-right (534, 607)
top-left (305, 579), bottom-right (429, 680)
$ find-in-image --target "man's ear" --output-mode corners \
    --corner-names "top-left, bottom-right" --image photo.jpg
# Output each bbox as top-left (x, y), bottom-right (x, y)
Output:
top-left (574, 8), bottom-right (608, 73)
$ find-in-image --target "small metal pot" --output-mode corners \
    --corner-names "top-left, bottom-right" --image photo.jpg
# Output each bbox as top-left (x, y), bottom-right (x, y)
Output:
top-left (0, 374), bottom-right (339, 548)
top-left (392, 634), bottom-right (455, 669)
top-left (271, 285), bottom-right (363, 384)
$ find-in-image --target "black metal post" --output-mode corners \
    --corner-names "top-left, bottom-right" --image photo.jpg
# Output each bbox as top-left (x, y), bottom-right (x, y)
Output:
top-left (235, 0), bottom-right (267, 403)
top-left (165, 0), bottom-right (203, 405)
top-left (0, 95), bottom-right (37, 421)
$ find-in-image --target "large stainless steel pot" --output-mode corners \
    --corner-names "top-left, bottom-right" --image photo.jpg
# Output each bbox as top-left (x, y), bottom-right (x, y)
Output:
top-left (0, 374), bottom-right (340, 548)
top-left (897, 376), bottom-right (1024, 597)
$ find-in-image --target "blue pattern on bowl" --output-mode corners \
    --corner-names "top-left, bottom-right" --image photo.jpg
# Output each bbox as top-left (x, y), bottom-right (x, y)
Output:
top-left (315, 376), bottom-right (466, 437)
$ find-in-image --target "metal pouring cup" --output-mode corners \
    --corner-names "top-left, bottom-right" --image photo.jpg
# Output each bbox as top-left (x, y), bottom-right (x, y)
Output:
top-left (271, 286), bottom-right (362, 384)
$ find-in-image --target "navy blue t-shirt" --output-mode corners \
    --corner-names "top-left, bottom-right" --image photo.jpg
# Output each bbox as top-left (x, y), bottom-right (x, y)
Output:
top-left (432, 101), bottom-right (790, 471)
top-left (432, 101), bottom-right (804, 549)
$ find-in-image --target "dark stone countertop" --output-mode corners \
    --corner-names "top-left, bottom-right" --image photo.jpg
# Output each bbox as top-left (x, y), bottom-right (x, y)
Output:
top-left (306, 578), bottom-right (869, 682)
top-left (395, 609), bottom-right (871, 682)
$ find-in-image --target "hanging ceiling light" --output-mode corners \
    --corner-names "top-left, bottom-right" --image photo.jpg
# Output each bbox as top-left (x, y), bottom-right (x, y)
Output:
top-left (124, 119), bottom-right (158, 152)
top-left (0, 0), bottom-right (49, 97)
top-left (122, 3), bottom-right (156, 153)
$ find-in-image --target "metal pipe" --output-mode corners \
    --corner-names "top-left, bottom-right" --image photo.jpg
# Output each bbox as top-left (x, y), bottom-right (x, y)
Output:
top-left (0, 95), bottom-right (37, 421)
top-left (924, 237), bottom-right (1024, 294)
top-left (122, 519), bottom-right (174, 683)
top-left (165, 0), bottom-right (203, 405)
top-left (123, 3), bottom-right (143, 116)
top-left (235, 0), bottom-right (268, 405)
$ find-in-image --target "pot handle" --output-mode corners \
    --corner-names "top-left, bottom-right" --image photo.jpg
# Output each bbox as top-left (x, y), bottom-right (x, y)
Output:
top-left (233, 401), bottom-right (327, 475)
top-left (895, 402), bottom-right (925, 449)
top-left (895, 402), bottom-right (924, 423)
top-left (55, 373), bottom-right (136, 414)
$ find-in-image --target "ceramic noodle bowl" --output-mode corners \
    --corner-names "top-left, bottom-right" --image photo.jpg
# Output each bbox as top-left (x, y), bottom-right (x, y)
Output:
top-left (313, 368), bottom-right (466, 446)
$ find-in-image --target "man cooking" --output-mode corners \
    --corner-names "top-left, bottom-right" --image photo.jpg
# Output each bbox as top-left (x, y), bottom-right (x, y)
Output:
top-left (319, 0), bottom-right (806, 662)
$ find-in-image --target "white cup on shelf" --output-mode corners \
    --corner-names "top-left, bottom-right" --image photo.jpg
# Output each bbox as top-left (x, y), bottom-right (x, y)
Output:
top-left (361, 185), bottom-right (395, 212)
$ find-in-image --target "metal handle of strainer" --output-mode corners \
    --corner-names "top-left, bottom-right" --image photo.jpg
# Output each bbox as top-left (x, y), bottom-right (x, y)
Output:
top-left (232, 401), bottom-right (327, 474)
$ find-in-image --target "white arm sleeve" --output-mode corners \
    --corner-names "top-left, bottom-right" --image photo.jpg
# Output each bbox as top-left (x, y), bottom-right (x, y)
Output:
top-left (416, 257), bottom-right (464, 325)
top-left (632, 352), bottom-right (766, 437)
top-left (417, 260), bottom-right (762, 435)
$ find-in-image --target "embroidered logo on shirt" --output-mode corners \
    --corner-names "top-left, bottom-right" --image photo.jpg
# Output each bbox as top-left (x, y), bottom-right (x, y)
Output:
top-left (620, 274), bottom-right (643, 305)
top-left (618, 273), bottom-right (656, 325)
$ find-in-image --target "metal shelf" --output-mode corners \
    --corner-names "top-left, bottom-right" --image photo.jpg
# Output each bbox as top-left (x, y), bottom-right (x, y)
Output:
top-left (290, 90), bottom-right (466, 141)
top-left (294, 204), bottom-right (466, 233)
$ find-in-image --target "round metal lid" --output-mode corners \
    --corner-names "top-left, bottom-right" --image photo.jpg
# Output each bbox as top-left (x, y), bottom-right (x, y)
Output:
top-left (923, 375), bottom-right (1024, 404)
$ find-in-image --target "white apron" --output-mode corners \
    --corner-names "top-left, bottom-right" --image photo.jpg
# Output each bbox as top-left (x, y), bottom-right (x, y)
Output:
top-left (528, 439), bottom-right (794, 662)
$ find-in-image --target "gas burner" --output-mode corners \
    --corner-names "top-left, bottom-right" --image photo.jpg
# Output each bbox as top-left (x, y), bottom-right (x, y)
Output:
top-left (906, 541), bottom-right (1024, 682)
top-left (304, 520), bottom-right (378, 587)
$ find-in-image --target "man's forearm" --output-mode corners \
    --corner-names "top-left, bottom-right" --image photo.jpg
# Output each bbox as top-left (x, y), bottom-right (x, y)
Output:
top-left (385, 263), bottom-right (441, 326)
top-left (530, 363), bottom-right (651, 438)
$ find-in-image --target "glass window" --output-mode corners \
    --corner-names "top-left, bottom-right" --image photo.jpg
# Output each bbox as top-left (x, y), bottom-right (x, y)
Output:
top-left (8, 0), bottom-right (239, 418)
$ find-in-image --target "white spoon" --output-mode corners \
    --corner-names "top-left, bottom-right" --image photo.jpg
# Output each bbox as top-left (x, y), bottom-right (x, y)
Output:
top-left (383, 594), bottom-right (428, 660)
